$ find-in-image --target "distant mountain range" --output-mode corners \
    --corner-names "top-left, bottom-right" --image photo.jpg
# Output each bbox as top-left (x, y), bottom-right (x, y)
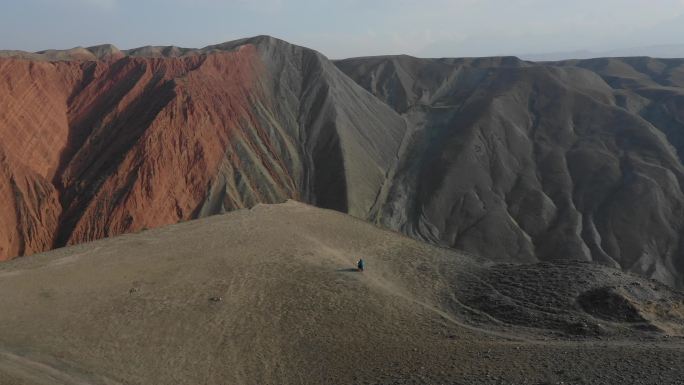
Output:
top-left (1, 36), bottom-right (684, 288)
top-left (522, 44), bottom-right (684, 61)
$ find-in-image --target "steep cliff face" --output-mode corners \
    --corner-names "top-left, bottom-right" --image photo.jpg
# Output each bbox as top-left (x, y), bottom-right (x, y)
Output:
top-left (196, 37), bottom-right (406, 218)
top-left (0, 59), bottom-right (83, 258)
top-left (337, 55), bottom-right (684, 287)
top-left (0, 36), bottom-right (405, 260)
top-left (56, 48), bottom-right (266, 246)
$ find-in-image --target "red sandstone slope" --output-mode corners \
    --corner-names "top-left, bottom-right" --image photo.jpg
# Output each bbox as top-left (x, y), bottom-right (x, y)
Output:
top-left (0, 48), bottom-right (262, 258)
top-left (0, 59), bottom-right (83, 258)
top-left (0, 37), bottom-right (406, 260)
top-left (56, 47), bottom-right (267, 246)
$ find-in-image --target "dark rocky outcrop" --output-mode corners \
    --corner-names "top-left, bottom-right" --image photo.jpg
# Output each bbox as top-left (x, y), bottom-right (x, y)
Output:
top-left (337, 55), bottom-right (684, 288)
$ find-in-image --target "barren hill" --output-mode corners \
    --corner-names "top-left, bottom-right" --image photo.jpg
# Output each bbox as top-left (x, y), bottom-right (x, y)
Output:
top-left (0, 36), bottom-right (405, 260)
top-left (3, 37), bottom-right (684, 288)
top-left (336, 54), bottom-right (684, 288)
top-left (0, 201), bottom-right (682, 385)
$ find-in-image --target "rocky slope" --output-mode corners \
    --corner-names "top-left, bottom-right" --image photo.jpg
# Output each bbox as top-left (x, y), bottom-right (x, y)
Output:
top-left (3, 37), bottom-right (684, 288)
top-left (0, 201), bottom-right (682, 385)
top-left (0, 36), bottom-right (405, 260)
top-left (336, 55), bottom-right (684, 288)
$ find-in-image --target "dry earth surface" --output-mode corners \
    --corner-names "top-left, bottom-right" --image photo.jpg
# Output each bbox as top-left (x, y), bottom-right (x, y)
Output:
top-left (0, 201), bottom-right (682, 385)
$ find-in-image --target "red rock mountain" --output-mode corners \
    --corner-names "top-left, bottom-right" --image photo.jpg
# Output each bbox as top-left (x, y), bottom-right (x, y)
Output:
top-left (0, 36), bottom-right (405, 260)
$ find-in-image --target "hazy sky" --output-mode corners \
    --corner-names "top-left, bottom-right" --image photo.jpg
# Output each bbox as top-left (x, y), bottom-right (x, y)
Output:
top-left (2, 0), bottom-right (684, 59)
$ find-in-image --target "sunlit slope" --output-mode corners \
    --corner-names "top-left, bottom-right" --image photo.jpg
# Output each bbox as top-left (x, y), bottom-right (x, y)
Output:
top-left (0, 201), bottom-right (682, 384)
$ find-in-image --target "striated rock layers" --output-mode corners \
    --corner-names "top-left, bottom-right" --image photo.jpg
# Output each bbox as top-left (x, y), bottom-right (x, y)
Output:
top-left (336, 55), bottom-right (684, 287)
top-left (0, 36), bottom-right (405, 260)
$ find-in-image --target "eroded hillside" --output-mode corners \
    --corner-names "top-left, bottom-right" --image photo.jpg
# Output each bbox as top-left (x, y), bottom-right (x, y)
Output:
top-left (0, 36), bottom-right (405, 260)
top-left (3, 37), bottom-right (684, 288)
top-left (337, 55), bottom-right (684, 287)
top-left (0, 201), bottom-right (681, 385)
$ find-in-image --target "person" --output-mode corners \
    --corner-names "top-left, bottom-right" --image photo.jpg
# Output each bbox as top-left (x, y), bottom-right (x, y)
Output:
top-left (357, 258), bottom-right (365, 272)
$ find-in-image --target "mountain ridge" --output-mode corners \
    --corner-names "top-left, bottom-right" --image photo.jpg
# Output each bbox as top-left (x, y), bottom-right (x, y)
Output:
top-left (2, 36), bottom-right (684, 288)
top-left (336, 53), bottom-right (684, 287)
top-left (6, 37), bottom-right (684, 63)
top-left (0, 35), bottom-right (406, 259)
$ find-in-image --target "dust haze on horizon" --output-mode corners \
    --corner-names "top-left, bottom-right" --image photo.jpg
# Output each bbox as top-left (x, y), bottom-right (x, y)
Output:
top-left (2, 0), bottom-right (684, 60)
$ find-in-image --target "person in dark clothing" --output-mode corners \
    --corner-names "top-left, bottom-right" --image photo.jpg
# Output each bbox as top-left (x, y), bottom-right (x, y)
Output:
top-left (357, 259), bottom-right (365, 272)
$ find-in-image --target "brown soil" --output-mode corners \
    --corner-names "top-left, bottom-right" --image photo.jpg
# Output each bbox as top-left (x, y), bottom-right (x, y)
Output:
top-left (0, 201), bottom-right (681, 385)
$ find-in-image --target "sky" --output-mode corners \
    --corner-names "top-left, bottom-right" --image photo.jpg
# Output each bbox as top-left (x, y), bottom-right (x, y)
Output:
top-left (1, 0), bottom-right (684, 59)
